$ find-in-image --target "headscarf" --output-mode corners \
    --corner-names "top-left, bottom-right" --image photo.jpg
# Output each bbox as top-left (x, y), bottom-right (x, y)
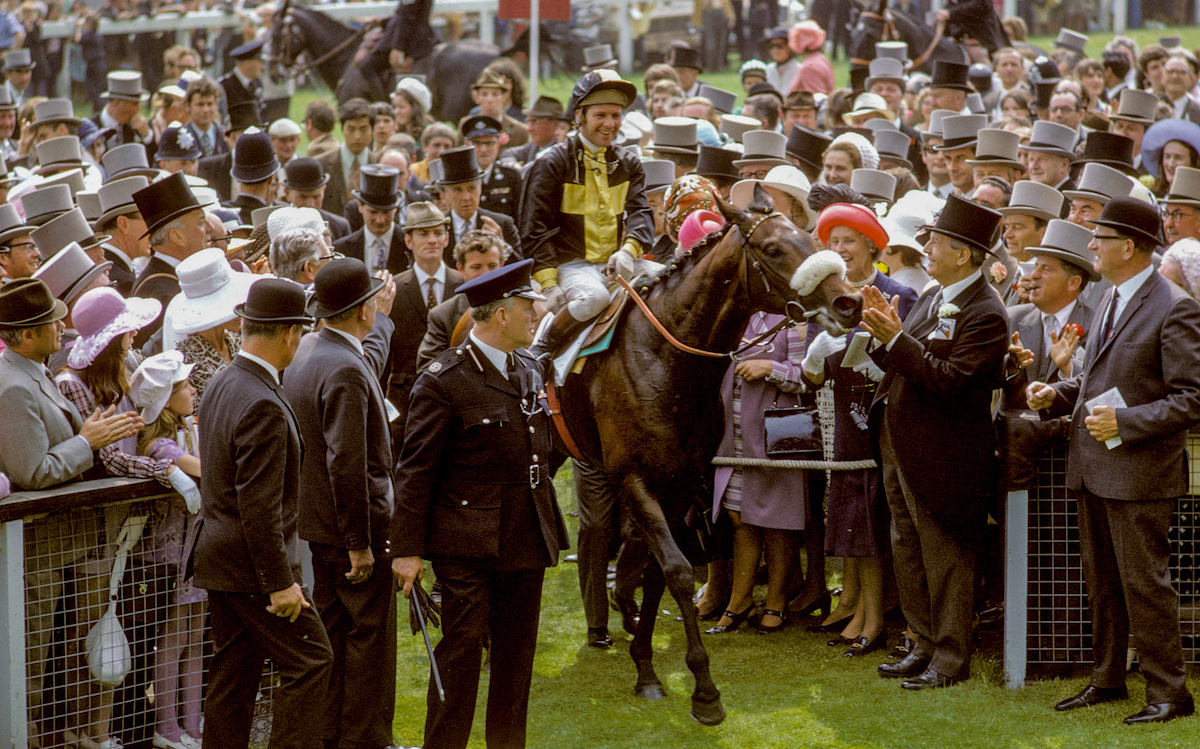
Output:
top-left (663, 174), bottom-right (720, 238)
top-left (1164, 238), bottom-right (1200, 299)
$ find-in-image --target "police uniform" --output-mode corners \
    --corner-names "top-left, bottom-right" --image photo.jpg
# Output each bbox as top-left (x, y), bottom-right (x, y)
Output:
top-left (480, 161), bottom-right (524, 221)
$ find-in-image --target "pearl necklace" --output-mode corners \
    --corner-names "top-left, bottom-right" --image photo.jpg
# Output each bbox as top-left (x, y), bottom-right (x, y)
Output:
top-left (849, 267), bottom-right (878, 289)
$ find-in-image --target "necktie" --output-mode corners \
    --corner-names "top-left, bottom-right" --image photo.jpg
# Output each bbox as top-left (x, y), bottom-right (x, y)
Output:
top-left (371, 237), bottom-right (386, 270)
top-left (1043, 313), bottom-right (1056, 352)
top-left (1102, 290), bottom-right (1120, 341)
top-left (505, 354), bottom-right (522, 393)
top-left (425, 277), bottom-right (438, 309)
top-left (348, 157), bottom-right (361, 199)
top-left (200, 128), bottom-right (211, 155)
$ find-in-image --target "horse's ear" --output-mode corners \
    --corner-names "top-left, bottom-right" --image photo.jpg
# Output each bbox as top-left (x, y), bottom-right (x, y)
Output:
top-left (714, 191), bottom-right (746, 225)
top-left (751, 183), bottom-right (775, 213)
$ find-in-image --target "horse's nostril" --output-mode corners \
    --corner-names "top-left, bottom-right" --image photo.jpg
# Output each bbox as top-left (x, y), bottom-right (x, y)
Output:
top-left (833, 295), bottom-right (861, 316)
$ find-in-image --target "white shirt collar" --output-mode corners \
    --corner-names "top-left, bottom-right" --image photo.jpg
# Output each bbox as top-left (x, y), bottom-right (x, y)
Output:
top-left (413, 262), bottom-right (447, 287)
top-left (451, 210), bottom-right (475, 237)
top-left (234, 69), bottom-right (257, 90)
top-left (364, 224), bottom-right (394, 253)
top-left (99, 108), bottom-right (120, 130)
top-left (469, 330), bottom-right (508, 375)
top-left (578, 132), bottom-right (604, 154)
top-left (237, 350), bottom-right (280, 384)
top-left (153, 251), bottom-right (182, 269)
top-left (324, 325), bottom-right (364, 355)
top-left (1044, 298), bottom-right (1077, 332)
top-left (1112, 263), bottom-right (1156, 321)
top-left (941, 269), bottom-right (983, 305)
top-left (341, 142), bottom-right (367, 167)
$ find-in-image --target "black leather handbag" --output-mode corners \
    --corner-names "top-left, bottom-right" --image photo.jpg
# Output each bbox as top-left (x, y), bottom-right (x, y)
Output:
top-left (763, 403), bottom-right (822, 459)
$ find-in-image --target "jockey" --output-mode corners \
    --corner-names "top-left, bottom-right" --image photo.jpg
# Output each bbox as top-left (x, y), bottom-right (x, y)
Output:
top-left (522, 69), bottom-right (655, 363)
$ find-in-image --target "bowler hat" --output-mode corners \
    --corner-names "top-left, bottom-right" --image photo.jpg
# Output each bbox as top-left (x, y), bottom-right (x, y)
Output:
top-left (307, 257), bottom-right (385, 318)
top-left (696, 145), bottom-right (740, 183)
top-left (920, 193), bottom-right (1003, 255)
top-left (1165, 166), bottom-right (1200, 208)
top-left (998, 180), bottom-right (1066, 222)
top-left (226, 101), bottom-right (262, 134)
top-left (746, 82), bottom-right (784, 107)
top-left (930, 60), bottom-right (972, 92)
top-left (581, 44), bottom-right (617, 72)
top-left (283, 158), bottom-right (329, 191)
top-left (934, 114), bottom-right (987, 152)
top-left (229, 39), bottom-right (265, 61)
top-left (133, 172), bottom-right (203, 239)
top-left (1062, 162), bottom-right (1135, 206)
top-left (32, 99), bottom-right (81, 130)
top-left (437, 146), bottom-right (482, 186)
top-left (732, 130), bottom-right (789, 168)
top-left (230, 130), bottom-right (280, 184)
top-left (786, 125), bottom-right (832, 171)
top-left (461, 115), bottom-right (502, 141)
top-left (965, 129), bottom-right (1025, 172)
top-left (0, 278), bottom-right (66, 328)
top-left (1091, 196), bottom-right (1164, 248)
top-left (102, 143), bottom-right (159, 181)
top-left (97, 176), bottom-right (150, 228)
top-left (157, 121), bottom-right (203, 161)
top-left (33, 241), bottom-right (112, 304)
top-left (697, 84), bottom-right (738, 115)
top-left (642, 159), bottom-right (675, 194)
top-left (719, 114), bottom-right (759, 144)
top-left (1026, 219), bottom-right (1100, 281)
top-left (874, 128), bottom-right (913, 169)
top-left (20, 185), bottom-right (73, 228)
top-left (568, 69), bottom-right (637, 114)
top-left (104, 71), bottom-right (144, 101)
top-left (667, 46), bottom-right (702, 72)
top-left (403, 201), bottom-right (449, 232)
top-left (651, 117), bottom-right (699, 155)
top-left (458, 258), bottom-right (545, 307)
top-left (33, 136), bottom-right (85, 176)
top-left (235, 277), bottom-right (311, 325)
top-left (353, 164), bottom-right (401, 210)
top-left (1073, 131), bottom-right (1138, 177)
top-left (33, 208), bottom-right (110, 260)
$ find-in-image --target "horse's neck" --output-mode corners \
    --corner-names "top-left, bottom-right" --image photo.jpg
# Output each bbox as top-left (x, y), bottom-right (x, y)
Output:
top-left (296, 11), bottom-right (357, 87)
top-left (648, 239), bottom-right (756, 361)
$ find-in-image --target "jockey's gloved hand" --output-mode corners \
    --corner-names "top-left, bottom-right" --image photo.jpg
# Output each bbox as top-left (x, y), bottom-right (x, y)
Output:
top-left (802, 331), bottom-right (847, 376)
top-left (606, 249), bottom-right (636, 281)
top-left (543, 285), bottom-right (567, 314)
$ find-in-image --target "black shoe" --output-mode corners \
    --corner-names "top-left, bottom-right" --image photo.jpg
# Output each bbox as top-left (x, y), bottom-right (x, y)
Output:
top-left (756, 609), bottom-right (786, 634)
top-left (705, 607), bottom-right (753, 634)
top-left (878, 652), bottom-right (931, 679)
top-left (901, 668), bottom-right (965, 691)
top-left (609, 589), bottom-right (640, 635)
top-left (827, 635), bottom-right (852, 647)
top-left (587, 627), bottom-right (613, 648)
top-left (1054, 684), bottom-right (1129, 712)
top-left (1123, 696), bottom-right (1195, 725)
top-left (844, 633), bottom-right (885, 658)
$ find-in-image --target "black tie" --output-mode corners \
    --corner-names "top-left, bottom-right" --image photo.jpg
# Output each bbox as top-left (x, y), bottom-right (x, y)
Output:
top-left (1102, 290), bottom-right (1120, 341)
top-left (505, 354), bottom-right (521, 393)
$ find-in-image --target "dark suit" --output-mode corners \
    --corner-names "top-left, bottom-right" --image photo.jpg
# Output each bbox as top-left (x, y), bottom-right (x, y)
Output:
top-left (334, 226), bottom-right (410, 276)
top-left (316, 147), bottom-right (377, 219)
top-left (1179, 96), bottom-right (1200, 126)
top-left (219, 71), bottom-right (261, 110)
top-left (222, 193), bottom-right (276, 226)
top-left (320, 208), bottom-right (351, 243)
top-left (868, 273), bottom-right (1010, 680)
top-left (284, 319), bottom-right (398, 749)
top-left (416, 292), bottom-right (471, 372)
top-left (193, 355), bottom-right (333, 749)
top-left (186, 122), bottom-right (229, 159)
top-left (480, 162), bottom-right (524, 221)
top-left (391, 340), bottom-right (569, 749)
top-left (199, 151), bottom-right (234, 203)
top-left (1044, 270), bottom-right (1200, 704)
top-left (102, 243), bottom-right (137, 297)
top-left (131, 254), bottom-right (181, 348)
top-left (446, 209), bottom-right (521, 266)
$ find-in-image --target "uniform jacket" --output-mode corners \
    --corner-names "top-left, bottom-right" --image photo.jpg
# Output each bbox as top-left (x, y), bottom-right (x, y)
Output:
top-left (445, 208), bottom-right (521, 267)
top-left (479, 162), bottom-right (523, 221)
top-left (285, 318), bottom-right (396, 550)
top-left (316, 146), bottom-right (378, 219)
top-left (334, 226), bottom-right (411, 276)
top-left (0, 349), bottom-right (93, 490)
top-left (385, 266), bottom-right (463, 417)
top-left (219, 71), bottom-right (261, 109)
top-left (198, 151), bottom-right (234, 203)
top-left (1046, 271), bottom-right (1200, 500)
top-left (416, 292), bottom-right (471, 373)
top-left (390, 341), bottom-right (569, 569)
top-left (131, 254), bottom-right (180, 348)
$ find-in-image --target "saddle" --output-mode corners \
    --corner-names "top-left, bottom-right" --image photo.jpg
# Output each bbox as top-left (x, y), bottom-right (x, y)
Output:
top-left (574, 288), bottom-right (631, 359)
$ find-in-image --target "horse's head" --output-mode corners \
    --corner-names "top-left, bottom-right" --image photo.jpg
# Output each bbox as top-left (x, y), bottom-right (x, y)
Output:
top-left (268, 1), bottom-right (301, 72)
top-left (716, 185), bottom-right (862, 334)
top-left (847, 0), bottom-right (890, 67)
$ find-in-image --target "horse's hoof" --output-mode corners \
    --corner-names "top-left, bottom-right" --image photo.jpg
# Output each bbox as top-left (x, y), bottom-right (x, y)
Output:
top-left (691, 696), bottom-right (726, 726)
top-left (635, 682), bottom-right (667, 701)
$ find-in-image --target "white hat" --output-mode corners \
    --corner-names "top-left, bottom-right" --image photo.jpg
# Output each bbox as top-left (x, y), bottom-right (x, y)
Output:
top-left (266, 206), bottom-right (325, 241)
top-left (831, 131), bottom-right (879, 170)
top-left (268, 118), bottom-right (302, 138)
top-left (729, 165), bottom-right (816, 231)
top-left (879, 216), bottom-right (924, 254)
top-left (163, 248), bottom-right (258, 348)
top-left (394, 77), bottom-right (432, 112)
top-left (130, 350), bottom-right (195, 423)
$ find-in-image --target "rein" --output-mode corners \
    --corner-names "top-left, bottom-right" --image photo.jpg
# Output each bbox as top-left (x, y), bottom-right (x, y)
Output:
top-left (849, 11), bottom-right (946, 70)
top-left (274, 19), bottom-right (367, 75)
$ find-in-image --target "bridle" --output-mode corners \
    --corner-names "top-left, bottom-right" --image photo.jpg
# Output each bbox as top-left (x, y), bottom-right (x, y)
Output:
top-left (269, 11), bottom-right (368, 77)
top-left (848, 9), bottom-right (946, 71)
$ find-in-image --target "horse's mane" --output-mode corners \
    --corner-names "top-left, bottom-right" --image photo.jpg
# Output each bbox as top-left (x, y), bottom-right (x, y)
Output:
top-left (632, 223), bottom-right (736, 299)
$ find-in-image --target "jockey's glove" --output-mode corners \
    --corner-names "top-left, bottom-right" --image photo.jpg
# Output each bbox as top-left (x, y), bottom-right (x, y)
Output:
top-left (606, 248), bottom-right (637, 281)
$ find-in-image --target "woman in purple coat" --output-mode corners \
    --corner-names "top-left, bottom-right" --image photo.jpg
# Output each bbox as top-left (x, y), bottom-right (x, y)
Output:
top-left (706, 312), bottom-right (810, 634)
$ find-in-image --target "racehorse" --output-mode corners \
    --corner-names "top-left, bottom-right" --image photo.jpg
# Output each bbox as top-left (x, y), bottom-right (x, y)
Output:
top-left (554, 186), bottom-right (862, 725)
top-left (268, 1), bottom-right (387, 104)
top-left (846, 0), bottom-right (967, 73)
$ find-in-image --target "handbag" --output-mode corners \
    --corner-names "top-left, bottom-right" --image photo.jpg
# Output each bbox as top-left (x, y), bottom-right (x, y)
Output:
top-left (85, 514), bottom-right (147, 687)
top-left (763, 401), bottom-right (822, 460)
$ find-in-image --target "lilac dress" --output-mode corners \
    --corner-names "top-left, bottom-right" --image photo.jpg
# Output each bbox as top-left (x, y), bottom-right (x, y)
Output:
top-left (147, 421), bottom-right (206, 605)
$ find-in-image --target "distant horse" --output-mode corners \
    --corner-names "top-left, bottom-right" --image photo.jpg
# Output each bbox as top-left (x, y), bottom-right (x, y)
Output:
top-left (846, 0), bottom-right (967, 73)
top-left (268, 2), bottom-right (387, 103)
top-left (555, 187), bottom-right (863, 724)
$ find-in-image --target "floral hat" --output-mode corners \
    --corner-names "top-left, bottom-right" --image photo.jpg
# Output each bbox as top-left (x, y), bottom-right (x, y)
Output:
top-left (663, 174), bottom-right (720, 239)
top-left (67, 287), bottom-right (161, 369)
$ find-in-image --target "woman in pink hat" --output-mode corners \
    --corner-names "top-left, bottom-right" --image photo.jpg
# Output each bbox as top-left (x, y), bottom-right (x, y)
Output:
top-left (788, 20), bottom-right (834, 95)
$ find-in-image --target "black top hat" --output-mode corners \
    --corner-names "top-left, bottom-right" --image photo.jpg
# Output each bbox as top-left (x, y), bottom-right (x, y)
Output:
top-left (133, 172), bottom-right (202, 239)
top-left (352, 164), bottom-right (401, 211)
top-left (283, 157), bottom-right (329, 191)
top-left (438, 146), bottom-right (482, 185)
top-left (307, 257), bottom-right (385, 318)
top-left (458, 258), bottom-right (546, 307)
top-left (849, 66), bottom-right (869, 94)
top-left (157, 122), bottom-right (203, 161)
top-left (1091, 196), bottom-right (1164, 248)
top-left (229, 39), bottom-right (265, 61)
top-left (930, 60), bottom-right (972, 92)
top-left (786, 125), bottom-right (832, 171)
top-left (236, 278), bottom-right (311, 326)
top-left (919, 193), bottom-right (1003, 255)
top-left (0, 278), bottom-right (68, 329)
top-left (667, 46), bottom-right (702, 72)
top-left (1032, 80), bottom-right (1059, 110)
top-left (461, 115), bottom-right (503, 140)
top-left (226, 101), bottom-right (262, 134)
top-left (1073, 131), bottom-right (1139, 177)
top-left (696, 145), bottom-right (739, 182)
top-left (230, 130), bottom-right (280, 184)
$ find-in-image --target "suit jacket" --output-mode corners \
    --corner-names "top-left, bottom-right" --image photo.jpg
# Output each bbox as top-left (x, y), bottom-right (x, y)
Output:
top-left (131, 254), bottom-right (181, 348)
top-left (390, 340), bottom-right (569, 569)
top-left (103, 243), bottom-right (137, 297)
top-left (316, 147), bottom-right (378, 220)
top-left (868, 274), bottom-right (1010, 539)
top-left (1046, 271), bottom-right (1200, 500)
top-left (219, 71), bottom-right (261, 109)
top-left (1181, 96), bottom-right (1200, 126)
top-left (185, 122), bottom-right (229, 159)
top-left (0, 350), bottom-right (93, 490)
top-left (285, 318), bottom-right (396, 551)
top-left (194, 356), bottom-right (305, 594)
top-left (445, 208), bottom-right (521, 266)
top-left (386, 266), bottom-right (463, 424)
top-left (321, 208), bottom-right (352, 243)
top-left (334, 226), bottom-right (411, 275)
top-left (306, 132), bottom-right (339, 159)
top-left (416, 292), bottom-right (471, 372)
top-left (1003, 300), bottom-right (1092, 410)
top-left (223, 193), bottom-right (277, 226)
top-left (479, 162), bottom-right (524, 221)
top-left (198, 151), bottom-right (234, 203)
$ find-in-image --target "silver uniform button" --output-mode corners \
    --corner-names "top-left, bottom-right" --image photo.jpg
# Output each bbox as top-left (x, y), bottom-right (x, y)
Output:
top-left (529, 426), bottom-right (535, 433)
top-left (532, 454), bottom-right (538, 461)
top-left (482, 418), bottom-right (490, 424)
top-left (462, 500), bottom-right (468, 505)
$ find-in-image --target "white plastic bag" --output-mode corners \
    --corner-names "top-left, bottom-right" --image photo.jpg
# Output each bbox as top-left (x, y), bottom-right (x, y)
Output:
top-left (84, 514), bottom-right (147, 686)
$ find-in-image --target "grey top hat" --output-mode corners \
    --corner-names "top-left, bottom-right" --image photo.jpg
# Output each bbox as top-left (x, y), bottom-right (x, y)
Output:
top-left (850, 168), bottom-right (897, 204)
top-left (1054, 29), bottom-right (1088, 55)
top-left (934, 114), bottom-right (988, 152)
top-left (1164, 166), bottom-right (1200, 208)
top-left (1160, 35), bottom-right (1182, 49)
top-left (874, 128), bottom-right (913, 169)
top-left (920, 109), bottom-right (957, 142)
top-left (33, 207), bottom-right (110, 260)
top-left (719, 114), bottom-right (761, 144)
top-left (34, 136), bottom-right (85, 176)
top-left (998, 180), bottom-right (1065, 221)
top-left (33, 99), bottom-right (82, 129)
top-left (251, 205), bottom-right (283, 228)
top-left (21, 184), bottom-right (74, 227)
top-left (40, 168), bottom-right (86, 198)
top-left (104, 70), bottom-right (144, 101)
top-left (97, 176), bottom-right (150, 228)
top-left (1110, 88), bottom-right (1158, 125)
top-left (965, 129), bottom-right (1024, 171)
top-left (642, 159), bottom-right (675, 193)
top-left (102, 143), bottom-right (159, 181)
top-left (732, 130), bottom-right (789, 168)
top-left (0, 85), bottom-right (15, 110)
top-left (1019, 120), bottom-right (1077, 160)
top-left (32, 241), bottom-right (112, 304)
top-left (427, 158), bottom-right (444, 187)
top-left (77, 191), bottom-right (102, 223)
top-left (651, 117), bottom-right (699, 154)
top-left (0, 204), bottom-right (28, 245)
top-left (3, 48), bottom-right (32, 71)
top-left (697, 84), bottom-right (738, 115)
top-left (965, 92), bottom-right (985, 115)
top-left (581, 44), bottom-right (617, 72)
top-left (1026, 219), bottom-right (1100, 281)
top-left (0, 153), bottom-right (13, 186)
top-left (875, 41), bottom-right (909, 64)
top-left (866, 57), bottom-right (906, 90)
top-left (1063, 162), bottom-right (1135, 206)
top-left (862, 118), bottom-right (898, 134)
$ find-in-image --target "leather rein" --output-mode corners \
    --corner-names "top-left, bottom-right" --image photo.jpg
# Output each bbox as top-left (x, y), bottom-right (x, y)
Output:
top-left (849, 11), bottom-right (945, 70)
top-left (271, 16), bottom-right (369, 76)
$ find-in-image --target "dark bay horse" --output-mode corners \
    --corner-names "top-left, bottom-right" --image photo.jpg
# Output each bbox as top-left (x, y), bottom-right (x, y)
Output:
top-left (557, 187), bottom-right (862, 724)
top-left (847, 0), bottom-right (967, 73)
top-left (269, 2), bottom-right (385, 103)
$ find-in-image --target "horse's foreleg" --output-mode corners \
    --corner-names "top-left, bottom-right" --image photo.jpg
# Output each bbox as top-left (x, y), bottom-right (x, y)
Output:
top-left (623, 475), bottom-right (726, 726)
top-left (630, 563), bottom-right (666, 700)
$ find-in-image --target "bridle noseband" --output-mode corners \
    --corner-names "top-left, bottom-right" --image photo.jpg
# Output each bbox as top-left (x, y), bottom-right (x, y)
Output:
top-left (737, 210), bottom-right (813, 325)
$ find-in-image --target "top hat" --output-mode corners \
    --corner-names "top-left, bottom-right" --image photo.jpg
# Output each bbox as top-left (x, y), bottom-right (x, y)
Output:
top-left (1019, 120), bottom-right (1077, 160)
top-left (1109, 88), bottom-right (1159, 126)
top-left (865, 57), bottom-right (906, 91)
top-left (524, 96), bottom-right (566, 120)
top-left (935, 114), bottom-right (988, 152)
top-left (998, 180), bottom-right (1066, 222)
top-left (732, 130), bottom-right (789, 168)
top-left (229, 38), bottom-right (265, 61)
top-left (696, 145), bottom-right (740, 183)
top-left (0, 203), bottom-right (29, 245)
top-left (103, 71), bottom-right (144, 101)
top-left (920, 109), bottom-right (956, 142)
top-left (102, 143), bottom-right (159, 181)
top-left (3, 49), bottom-right (32, 72)
top-left (643, 159), bottom-right (675, 193)
top-left (719, 114), bottom-right (760, 144)
top-left (236, 278), bottom-right (311, 326)
top-left (920, 193), bottom-right (1003, 254)
top-left (32, 241), bottom-right (112, 304)
top-left (133, 172), bottom-right (202, 239)
top-left (403, 201), bottom-right (449, 232)
top-left (786, 125), bottom-right (832, 170)
top-left (226, 101), bottom-right (262, 134)
top-left (0, 278), bottom-right (67, 329)
top-left (461, 115), bottom-right (503, 141)
top-left (230, 130), bottom-right (279, 184)
top-left (876, 41), bottom-right (910, 64)
top-left (307, 257), bottom-right (385, 318)
top-left (651, 117), bottom-right (699, 154)
top-left (0, 85), bottom-right (15, 111)
top-left (850, 168), bottom-right (897, 204)
top-left (930, 60), bottom-right (972, 92)
top-left (33, 208), bottom-right (109, 260)
top-left (353, 164), bottom-right (401, 210)
top-left (848, 66), bottom-right (869, 94)
top-left (283, 157), bottom-right (329, 192)
top-left (1165, 166), bottom-right (1200, 208)
top-left (437, 146), bottom-right (482, 186)
top-left (874, 128), bottom-right (913, 169)
top-left (1063, 162), bottom-right (1135, 206)
top-left (862, 118), bottom-right (898, 136)
top-left (1032, 80), bottom-right (1059, 111)
top-left (1054, 29), bottom-right (1088, 55)
top-left (843, 93), bottom-right (893, 125)
top-left (157, 121), bottom-right (203, 162)
top-left (34, 136), bottom-right (85, 176)
top-left (1025, 219), bottom-right (1100, 281)
top-left (698, 84), bottom-right (738, 115)
top-left (458, 257), bottom-right (545, 307)
top-left (41, 168), bottom-right (86, 198)
top-left (77, 191), bottom-right (102, 223)
top-left (97, 175), bottom-right (150, 228)
top-left (33, 99), bottom-right (81, 130)
top-left (1091, 195), bottom-right (1164, 248)
top-left (965, 92), bottom-right (986, 114)
top-left (250, 205), bottom-right (283, 229)
top-left (0, 153), bottom-right (15, 187)
top-left (20, 185), bottom-right (73, 228)
top-left (427, 158), bottom-right (445, 188)
top-left (667, 46), bottom-right (702, 72)
top-left (1159, 35), bottom-right (1182, 49)
top-left (581, 44), bottom-right (617, 72)
top-left (568, 69), bottom-right (637, 114)
top-left (1073, 131), bottom-right (1138, 177)
top-left (471, 68), bottom-right (511, 92)
top-left (965, 129), bottom-right (1024, 171)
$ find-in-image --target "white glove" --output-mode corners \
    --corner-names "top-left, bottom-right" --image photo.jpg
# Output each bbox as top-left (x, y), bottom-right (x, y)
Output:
top-left (168, 467), bottom-right (201, 514)
top-left (852, 358), bottom-right (885, 383)
top-left (543, 285), bottom-right (567, 314)
top-left (802, 331), bottom-right (847, 375)
top-left (606, 249), bottom-right (637, 281)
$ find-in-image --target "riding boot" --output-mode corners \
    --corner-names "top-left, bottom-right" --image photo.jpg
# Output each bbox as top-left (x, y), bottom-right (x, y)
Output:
top-left (529, 307), bottom-right (593, 366)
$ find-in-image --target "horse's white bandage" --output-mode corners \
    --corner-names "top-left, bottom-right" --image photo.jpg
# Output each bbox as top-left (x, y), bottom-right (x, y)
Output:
top-left (791, 250), bottom-right (847, 297)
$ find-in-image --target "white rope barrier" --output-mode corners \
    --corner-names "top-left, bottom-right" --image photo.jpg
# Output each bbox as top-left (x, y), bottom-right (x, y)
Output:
top-left (712, 456), bottom-right (878, 471)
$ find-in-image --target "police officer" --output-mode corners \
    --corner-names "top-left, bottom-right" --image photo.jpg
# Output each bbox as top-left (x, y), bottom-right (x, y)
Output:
top-left (461, 114), bottom-right (524, 222)
top-left (391, 258), bottom-right (569, 749)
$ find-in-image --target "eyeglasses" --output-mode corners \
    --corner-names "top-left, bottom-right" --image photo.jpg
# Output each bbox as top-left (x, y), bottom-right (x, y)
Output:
top-left (1091, 233), bottom-right (1126, 242)
top-left (1167, 209), bottom-right (1197, 222)
top-left (1, 241), bottom-right (36, 254)
top-left (318, 250), bottom-right (344, 262)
